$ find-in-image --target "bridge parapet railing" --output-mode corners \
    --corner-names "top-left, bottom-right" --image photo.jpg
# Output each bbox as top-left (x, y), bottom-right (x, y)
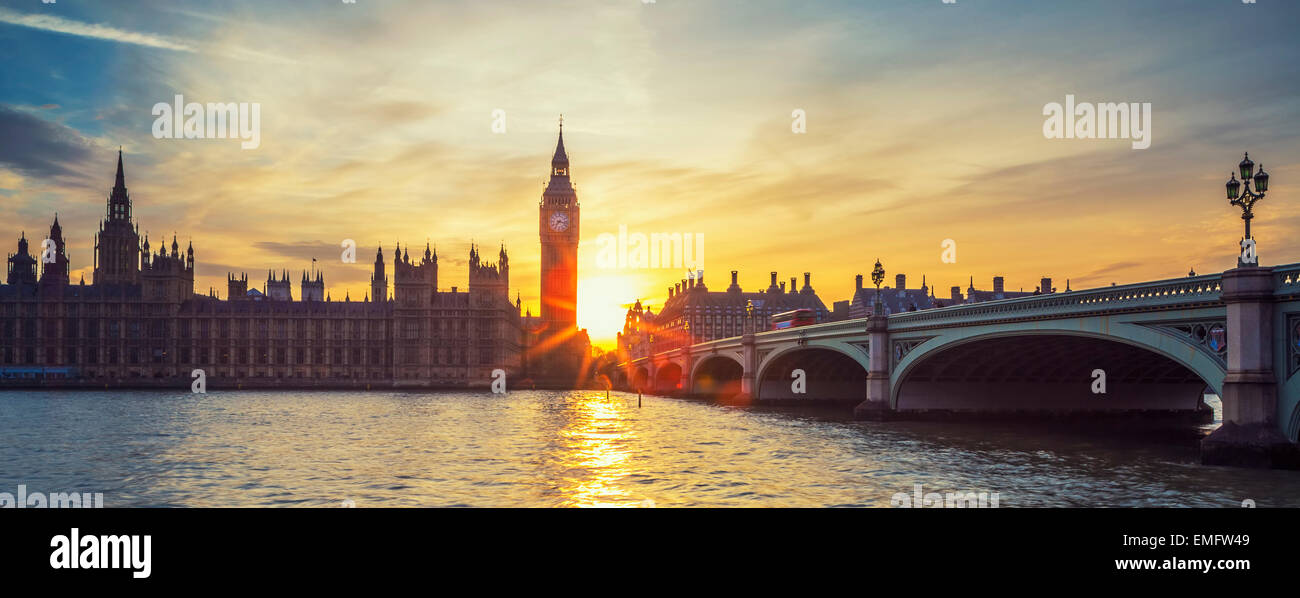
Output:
top-left (888, 273), bottom-right (1225, 329)
top-left (1274, 264), bottom-right (1300, 297)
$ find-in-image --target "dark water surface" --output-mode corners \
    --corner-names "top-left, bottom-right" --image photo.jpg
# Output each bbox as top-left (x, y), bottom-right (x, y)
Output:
top-left (2, 390), bottom-right (1297, 507)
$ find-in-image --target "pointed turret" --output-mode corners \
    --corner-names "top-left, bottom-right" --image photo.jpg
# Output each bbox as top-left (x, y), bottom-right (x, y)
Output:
top-left (104, 148), bottom-right (132, 223)
top-left (543, 117), bottom-right (576, 196)
top-left (552, 114), bottom-right (569, 172)
top-left (6, 231), bottom-right (37, 285)
top-left (371, 244), bottom-right (387, 303)
top-left (39, 214), bottom-right (70, 287)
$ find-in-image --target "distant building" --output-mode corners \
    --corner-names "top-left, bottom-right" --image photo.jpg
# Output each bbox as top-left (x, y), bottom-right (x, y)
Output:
top-left (830, 299), bottom-right (850, 321)
top-left (959, 275), bottom-right (1065, 303)
top-left (619, 269), bottom-right (830, 357)
top-left (849, 273), bottom-right (937, 318)
top-left (849, 272), bottom-right (1068, 318)
top-left (0, 150), bottom-right (523, 388)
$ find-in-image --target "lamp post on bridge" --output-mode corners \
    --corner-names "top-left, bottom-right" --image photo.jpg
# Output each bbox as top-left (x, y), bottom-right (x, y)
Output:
top-left (1225, 152), bottom-right (1270, 267)
top-left (871, 258), bottom-right (885, 315)
top-left (1203, 152), bottom-right (1298, 468)
top-left (855, 258), bottom-right (892, 420)
top-left (740, 302), bottom-right (757, 401)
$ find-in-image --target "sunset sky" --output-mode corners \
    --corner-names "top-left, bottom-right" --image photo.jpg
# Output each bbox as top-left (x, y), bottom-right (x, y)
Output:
top-left (1, 0), bottom-right (1298, 349)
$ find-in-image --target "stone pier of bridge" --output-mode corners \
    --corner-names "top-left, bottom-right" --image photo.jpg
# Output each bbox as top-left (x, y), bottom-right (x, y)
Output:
top-left (1200, 267), bottom-right (1298, 468)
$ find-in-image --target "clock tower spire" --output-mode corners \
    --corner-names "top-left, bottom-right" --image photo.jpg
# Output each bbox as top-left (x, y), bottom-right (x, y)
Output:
top-left (539, 116), bottom-right (579, 337)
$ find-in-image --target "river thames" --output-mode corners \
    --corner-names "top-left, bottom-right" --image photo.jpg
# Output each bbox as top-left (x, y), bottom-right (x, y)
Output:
top-left (2, 389), bottom-right (1298, 507)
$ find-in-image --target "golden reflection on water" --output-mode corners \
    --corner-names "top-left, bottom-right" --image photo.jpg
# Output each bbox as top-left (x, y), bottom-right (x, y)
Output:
top-left (557, 393), bottom-right (649, 508)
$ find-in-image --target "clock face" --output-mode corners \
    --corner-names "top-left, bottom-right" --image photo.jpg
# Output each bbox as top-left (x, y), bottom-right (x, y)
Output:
top-left (549, 211), bottom-right (569, 232)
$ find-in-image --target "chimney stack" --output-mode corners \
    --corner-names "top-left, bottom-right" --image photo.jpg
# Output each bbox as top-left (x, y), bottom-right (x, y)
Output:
top-left (951, 286), bottom-right (962, 301)
top-left (790, 277), bottom-right (797, 293)
top-left (855, 274), bottom-right (863, 291)
top-left (896, 273), bottom-right (906, 290)
top-left (993, 276), bottom-right (1004, 294)
top-left (1040, 277), bottom-right (1054, 294)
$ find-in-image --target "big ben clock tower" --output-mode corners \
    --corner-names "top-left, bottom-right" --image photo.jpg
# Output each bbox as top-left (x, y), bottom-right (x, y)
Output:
top-left (539, 117), bottom-right (579, 336)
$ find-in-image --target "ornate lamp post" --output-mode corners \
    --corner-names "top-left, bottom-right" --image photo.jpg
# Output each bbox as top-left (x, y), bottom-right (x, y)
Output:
top-left (1225, 152), bottom-right (1270, 267)
top-left (870, 259), bottom-right (885, 314)
top-left (682, 320), bottom-right (691, 347)
top-left (745, 299), bottom-right (754, 335)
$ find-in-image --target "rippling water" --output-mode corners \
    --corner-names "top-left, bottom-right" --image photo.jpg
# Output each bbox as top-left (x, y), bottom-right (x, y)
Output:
top-left (2, 390), bottom-right (1298, 507)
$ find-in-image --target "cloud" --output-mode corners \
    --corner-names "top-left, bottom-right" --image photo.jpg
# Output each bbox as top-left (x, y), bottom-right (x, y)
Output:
top-left (251, 241), bottom-right (340, 263)
top-left (0, 8), bottom-right (197, 52)
top-left (0, 105), bottom-right (95, 179)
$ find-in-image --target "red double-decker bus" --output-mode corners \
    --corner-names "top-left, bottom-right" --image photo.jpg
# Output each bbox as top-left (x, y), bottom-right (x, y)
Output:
top-left (770, 309), bottom-right (817, 330)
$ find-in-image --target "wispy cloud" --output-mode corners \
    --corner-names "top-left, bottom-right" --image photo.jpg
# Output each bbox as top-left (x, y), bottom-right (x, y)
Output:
top-left (0, 8), bottom-right (197, 52)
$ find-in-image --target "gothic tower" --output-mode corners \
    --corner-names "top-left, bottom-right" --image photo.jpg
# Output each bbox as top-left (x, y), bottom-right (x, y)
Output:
top-left (371, 244), bottom-right (387, 303)
top-left (94, 149), bottom-right (141, 286)
top-left (539, 118), bottom-right (580, 337)
top-left (227, 272), bottom-right (248, 300)
top-left (301, 268), bottom-right (324, 302)
top-left (6, 232), bottom-right (37, 285)
top-left (39, 214), bottom-right (70, 287)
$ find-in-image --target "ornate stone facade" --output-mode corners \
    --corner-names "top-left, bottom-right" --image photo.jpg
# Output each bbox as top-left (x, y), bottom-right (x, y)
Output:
top-left (0, 151), bottom-right (523, 389)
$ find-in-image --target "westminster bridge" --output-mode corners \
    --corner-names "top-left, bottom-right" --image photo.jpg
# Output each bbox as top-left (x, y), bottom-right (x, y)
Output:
top-left (621, 264), bottom-right (1300, 468)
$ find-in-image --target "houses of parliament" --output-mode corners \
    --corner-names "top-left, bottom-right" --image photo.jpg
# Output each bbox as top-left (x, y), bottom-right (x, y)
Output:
top-left (0, 128), bottom-right (590, 389)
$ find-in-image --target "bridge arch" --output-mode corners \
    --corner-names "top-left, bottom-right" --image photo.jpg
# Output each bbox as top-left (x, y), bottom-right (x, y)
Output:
top-left (630, 364), bottom-right (651, 393)
top-left (756, 344), bottom-right (869, 401)
top-left (691, 353), bottom-right (744, 400)
top-left (890, 328), bottom-right (1223, 413)
top-left (653, 362), bottom-right (683, 394)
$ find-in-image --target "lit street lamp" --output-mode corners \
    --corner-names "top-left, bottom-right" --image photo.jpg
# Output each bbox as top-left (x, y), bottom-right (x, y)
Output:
top-left (745, 299), bottom-right (754, 335)
top-left (1225, 152), bottom-right (1270, 267)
